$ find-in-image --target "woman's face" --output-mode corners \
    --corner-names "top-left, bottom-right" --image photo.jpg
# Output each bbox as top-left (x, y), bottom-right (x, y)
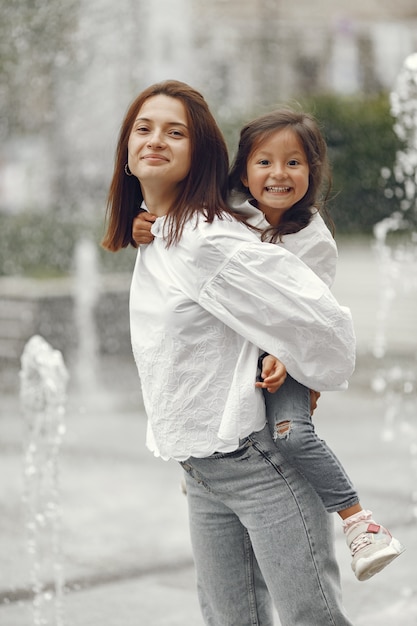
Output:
top-left (127, 94), bottom-right (192, 195)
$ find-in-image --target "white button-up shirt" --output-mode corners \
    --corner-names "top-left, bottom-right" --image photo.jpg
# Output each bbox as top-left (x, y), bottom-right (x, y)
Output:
top-left (130, 212), bottom-right (355, 461)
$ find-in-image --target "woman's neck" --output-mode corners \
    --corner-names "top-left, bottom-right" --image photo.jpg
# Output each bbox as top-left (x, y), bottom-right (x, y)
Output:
top-left (141, 185), bottom-right (179, 217)
top-left (141, 192), bottom-right (170, 216)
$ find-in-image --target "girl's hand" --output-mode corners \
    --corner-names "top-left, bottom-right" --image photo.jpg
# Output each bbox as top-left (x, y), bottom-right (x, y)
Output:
top-left (133, 211), bottom-right (156, 245)
top-left (310, 390), bottom-right (321, 415)
top-left (255, 354), bottom-right (287, 393)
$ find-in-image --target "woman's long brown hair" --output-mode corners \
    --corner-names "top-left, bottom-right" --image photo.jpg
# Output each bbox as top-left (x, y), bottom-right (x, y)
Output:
top-left (102, 80), bottom-right (232, 251)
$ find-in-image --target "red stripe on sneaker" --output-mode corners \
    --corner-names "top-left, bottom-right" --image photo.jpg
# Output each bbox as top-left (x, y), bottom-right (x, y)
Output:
top-left (367, 523), bottom-right (381, 533)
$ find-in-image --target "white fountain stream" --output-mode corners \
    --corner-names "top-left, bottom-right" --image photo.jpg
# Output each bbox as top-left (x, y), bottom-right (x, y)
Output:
top-left (20, 335), bottom-right (69, 626)
top-left (372, 52), bottom-right (417, 519)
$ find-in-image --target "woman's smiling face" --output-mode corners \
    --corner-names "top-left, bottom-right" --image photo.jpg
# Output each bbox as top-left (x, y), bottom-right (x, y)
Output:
top-left (127, 94), bottom-right (192, 195)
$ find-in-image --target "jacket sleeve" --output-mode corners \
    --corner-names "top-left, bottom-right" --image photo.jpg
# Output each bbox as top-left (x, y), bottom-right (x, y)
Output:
top-left (278, 213), bottom-right (338, 288)
top-left (198, 240), bottom-right (355, 391)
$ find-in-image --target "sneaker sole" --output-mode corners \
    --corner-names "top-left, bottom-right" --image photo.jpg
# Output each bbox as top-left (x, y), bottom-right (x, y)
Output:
top-left (354, 538), bottom-right (405, 582)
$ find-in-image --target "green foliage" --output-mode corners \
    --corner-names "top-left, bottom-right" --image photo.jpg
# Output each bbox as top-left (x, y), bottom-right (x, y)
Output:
top-left (296, 94), bottom-right (402, 233)
top-left (0, 210), bottom-right (76, 276)
top-left (0, 210), bottom-right (136, 277)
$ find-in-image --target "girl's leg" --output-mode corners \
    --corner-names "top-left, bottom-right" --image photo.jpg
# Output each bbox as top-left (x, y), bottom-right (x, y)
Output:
top-left (264, 376), bottom-right (404, 581)
top-left (263, 374), bottom-right (359, 513)
top-left (182, 427), bottom-right (353, 626)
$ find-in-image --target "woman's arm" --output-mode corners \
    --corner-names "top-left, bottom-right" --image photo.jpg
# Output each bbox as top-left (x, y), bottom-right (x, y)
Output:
top-left (197, 240), bottom-right (355, 392)
top-left (161, 218), bottom-right (356, 392)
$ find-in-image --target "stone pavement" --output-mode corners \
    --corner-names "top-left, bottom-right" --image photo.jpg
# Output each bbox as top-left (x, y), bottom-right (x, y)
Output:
top-left (0, 240), bottom-right (416, 625)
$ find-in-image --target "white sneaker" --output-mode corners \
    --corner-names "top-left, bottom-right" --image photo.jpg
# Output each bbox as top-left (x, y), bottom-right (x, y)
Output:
top-left (346, 521), bottom-right (405, 581)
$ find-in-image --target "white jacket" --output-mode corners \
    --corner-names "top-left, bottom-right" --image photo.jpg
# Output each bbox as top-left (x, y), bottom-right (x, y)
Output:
top-left (130, 212), bottom-right (355, 461)
top-left (235, 200), bottom-right (337, 287)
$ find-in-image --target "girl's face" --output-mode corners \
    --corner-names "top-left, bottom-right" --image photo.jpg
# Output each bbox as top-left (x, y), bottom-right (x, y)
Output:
top-left (241, 128), bottom-right (309, 227)
top-left (127, 94), bottom-right (191, 201)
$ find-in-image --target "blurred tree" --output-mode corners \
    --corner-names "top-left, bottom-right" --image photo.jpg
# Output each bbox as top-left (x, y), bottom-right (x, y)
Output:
top-left (0, 0), bottom-right (78, 138)
top-left (301, 94), bottom-right (403, 233)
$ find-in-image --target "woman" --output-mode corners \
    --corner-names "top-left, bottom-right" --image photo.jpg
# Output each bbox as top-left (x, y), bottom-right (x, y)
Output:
top-left (102, 79), bottom-right (356, 625)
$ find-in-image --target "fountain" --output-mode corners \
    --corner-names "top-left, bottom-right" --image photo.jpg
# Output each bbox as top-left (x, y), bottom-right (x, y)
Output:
top-left (73, 237), bottom-right (100, 397)
top-left (20, 335), bottom-right (69, 626)
top-left (372, 52), bottom-right (417, 519)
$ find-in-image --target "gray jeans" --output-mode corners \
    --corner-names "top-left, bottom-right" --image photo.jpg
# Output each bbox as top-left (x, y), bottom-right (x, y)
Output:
top-left (264, 374), bottom-right (359, 513)
top-left (181, 424), bottom-right (354, 626)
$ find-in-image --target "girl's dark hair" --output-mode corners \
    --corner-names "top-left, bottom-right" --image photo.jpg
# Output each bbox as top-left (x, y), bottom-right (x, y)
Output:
top-left (228, 108), bottom-right (333, 242)
top-left (102, 80), bottom-right (232, 251)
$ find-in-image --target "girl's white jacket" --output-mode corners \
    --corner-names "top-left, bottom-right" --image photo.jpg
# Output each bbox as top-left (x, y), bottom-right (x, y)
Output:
top-left (236, 200), bottom-right (337, 288)
top-left (130, 209), bottom-right (355, 461)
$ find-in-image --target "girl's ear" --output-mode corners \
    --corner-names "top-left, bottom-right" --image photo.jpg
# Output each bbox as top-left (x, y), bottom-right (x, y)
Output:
top-left (240, 174), bottom-right (248, 188)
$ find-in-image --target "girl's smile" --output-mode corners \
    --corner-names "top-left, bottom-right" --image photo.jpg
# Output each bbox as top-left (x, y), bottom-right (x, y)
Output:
top-left (242, 127), bottom-right (309, 227)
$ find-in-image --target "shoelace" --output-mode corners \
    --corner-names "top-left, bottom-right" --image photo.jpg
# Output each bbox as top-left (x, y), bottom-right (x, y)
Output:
top-left (350, 532), bottom-right (373, 556)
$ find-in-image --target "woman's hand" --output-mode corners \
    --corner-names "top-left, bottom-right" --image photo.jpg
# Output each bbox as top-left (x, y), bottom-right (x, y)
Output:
top-left (255, 355), bottom-right (287, 393)
top-left (132, 211), bottom-right (156, 245)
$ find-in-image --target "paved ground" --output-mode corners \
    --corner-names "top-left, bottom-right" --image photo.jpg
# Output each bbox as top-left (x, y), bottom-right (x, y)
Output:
top-left (0, 240), bottom-right (416, 625)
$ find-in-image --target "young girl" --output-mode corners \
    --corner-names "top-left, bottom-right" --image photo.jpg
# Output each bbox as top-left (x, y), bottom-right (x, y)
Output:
top-left (133, 107), bottom-right (404, 583)
top-left (104, 80), bottom-right (356, 625)
top-left (228, 107), bottom-right (404, 582)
